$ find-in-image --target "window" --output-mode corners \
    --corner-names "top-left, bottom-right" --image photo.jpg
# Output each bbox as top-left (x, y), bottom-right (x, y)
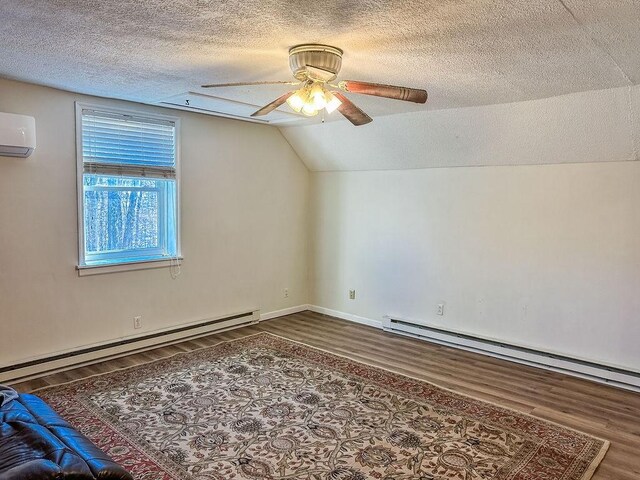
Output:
top-left (77, 104), bottom-right (180, 270)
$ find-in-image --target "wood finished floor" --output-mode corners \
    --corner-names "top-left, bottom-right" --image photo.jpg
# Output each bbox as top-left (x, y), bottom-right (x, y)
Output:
top-left (11, 311), bottom-right (640, 479)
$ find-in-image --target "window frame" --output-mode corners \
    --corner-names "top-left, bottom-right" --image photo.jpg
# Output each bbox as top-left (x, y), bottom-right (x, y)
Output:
top-left (75, 102), bottom-right (181, 275)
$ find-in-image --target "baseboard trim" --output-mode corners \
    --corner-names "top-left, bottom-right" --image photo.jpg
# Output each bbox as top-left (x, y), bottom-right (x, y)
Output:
top-left (1, 309), bottom-right (260, 384)
top-left (307, 305), bottom-right (383, 329)
top-left (305, 306), bottom-right (640, 392)
top-left (260, 305), bottom-right (310, 321)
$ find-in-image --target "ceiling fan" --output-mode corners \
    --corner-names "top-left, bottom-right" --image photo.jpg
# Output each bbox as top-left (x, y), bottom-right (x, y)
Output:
top-left (202, 44), bottom-right (428, 126)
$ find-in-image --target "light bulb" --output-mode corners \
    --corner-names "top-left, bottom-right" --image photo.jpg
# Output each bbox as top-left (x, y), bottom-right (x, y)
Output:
top-left (286, 91), bottom-right (305, 112)
top-left (301, 103), bottom-right (318, 116)
top-left (325, 91), bottom-right (342, 114)
top-left (310, 83), bottom-right (327, 110)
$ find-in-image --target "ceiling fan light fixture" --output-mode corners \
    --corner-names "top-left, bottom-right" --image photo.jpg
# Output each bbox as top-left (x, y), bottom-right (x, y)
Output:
top-left (287, 83), bottom-right (341, 116)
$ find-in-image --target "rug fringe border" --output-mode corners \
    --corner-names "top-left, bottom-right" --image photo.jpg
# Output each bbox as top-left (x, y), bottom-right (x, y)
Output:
top-left (580, 440), bottom-right (609, 480)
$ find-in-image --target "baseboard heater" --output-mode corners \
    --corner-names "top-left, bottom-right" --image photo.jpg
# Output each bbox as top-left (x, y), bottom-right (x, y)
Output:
top-left (0, 309), bottom-right (260, 384)
top-left (383, 315), bottom-right (640, 392)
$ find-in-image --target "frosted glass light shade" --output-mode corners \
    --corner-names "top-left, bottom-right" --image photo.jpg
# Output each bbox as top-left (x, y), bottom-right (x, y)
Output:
top-left (310, 84), bottom-right (327, 110)
top-left (325, 91), bottom-right (342, 114)
top-left (301, 103), bottom-right (318, 116)
top-left (286, 92), bottom-right (305, 112)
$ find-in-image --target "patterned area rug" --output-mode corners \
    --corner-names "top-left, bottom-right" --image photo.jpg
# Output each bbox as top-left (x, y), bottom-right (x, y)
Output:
top-left (36, 333), bottom-right (608, 480)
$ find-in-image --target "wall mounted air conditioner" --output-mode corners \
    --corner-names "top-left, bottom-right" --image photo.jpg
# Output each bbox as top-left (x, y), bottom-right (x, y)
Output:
top-left (0, 112), bottom-right (36, 158)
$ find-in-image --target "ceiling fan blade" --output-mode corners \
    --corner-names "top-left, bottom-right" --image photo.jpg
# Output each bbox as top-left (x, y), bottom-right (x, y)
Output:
top-left (332, 93), bottom-right (373, 126)
top-left (338, 80), bottom-right (428, 104)
top-left (251, 91), bottom-right (295, 117)
top-left (201, 80), bottom-right (300, 88)
top-left (305, 65), bottom-right (336, 82)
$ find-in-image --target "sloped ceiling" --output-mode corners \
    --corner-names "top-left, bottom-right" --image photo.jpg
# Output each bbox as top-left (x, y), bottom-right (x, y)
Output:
top-left (1, 1), bottom-right (639, 168)
top-left (281, 85), bottom-right (640, 170)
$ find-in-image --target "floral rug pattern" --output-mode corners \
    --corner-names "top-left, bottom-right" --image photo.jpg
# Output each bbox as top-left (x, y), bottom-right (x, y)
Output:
top-left (37, 333), bottom-right (608, 480)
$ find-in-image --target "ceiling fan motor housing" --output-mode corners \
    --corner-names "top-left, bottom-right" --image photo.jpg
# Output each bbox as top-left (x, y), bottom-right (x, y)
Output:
top-left (289, 44), bottom-right (343, 82)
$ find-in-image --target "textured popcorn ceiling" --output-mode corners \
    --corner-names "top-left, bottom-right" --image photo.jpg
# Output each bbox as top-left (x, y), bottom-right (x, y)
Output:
top-left (1, 0), bottom-right (640, 124)
top-left (0, 0), bottom-right (640, 171)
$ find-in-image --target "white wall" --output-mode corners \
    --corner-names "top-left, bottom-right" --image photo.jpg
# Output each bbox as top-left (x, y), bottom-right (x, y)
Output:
top-left (311, 162), bottom-right (640, 371)
top-left (298, 84), bottom-right (640, 373)
top-left (0, 78), bottom-right (309, 366)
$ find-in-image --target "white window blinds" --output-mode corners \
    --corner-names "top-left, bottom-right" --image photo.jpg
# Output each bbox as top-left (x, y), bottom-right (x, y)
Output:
top-left (81, 109), bottom-right (176, 179)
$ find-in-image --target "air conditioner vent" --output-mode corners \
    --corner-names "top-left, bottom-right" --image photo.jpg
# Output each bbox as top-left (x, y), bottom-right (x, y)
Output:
top-left (0, 112), bottom-right (36, 158)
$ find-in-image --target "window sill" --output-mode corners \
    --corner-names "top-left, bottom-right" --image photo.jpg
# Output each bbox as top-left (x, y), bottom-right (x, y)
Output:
top-left (77, 257), bottom-right (183, 276)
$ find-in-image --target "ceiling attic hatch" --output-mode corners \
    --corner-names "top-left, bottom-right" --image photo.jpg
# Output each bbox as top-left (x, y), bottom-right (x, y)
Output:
top-left (158, 92), bottom-right (303, 125)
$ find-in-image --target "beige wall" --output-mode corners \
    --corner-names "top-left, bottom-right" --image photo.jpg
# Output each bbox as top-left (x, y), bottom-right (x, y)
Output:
top-left (310, 162), bottom-right (640, 371)
top-left (0, 78), bottom-right (309, 366)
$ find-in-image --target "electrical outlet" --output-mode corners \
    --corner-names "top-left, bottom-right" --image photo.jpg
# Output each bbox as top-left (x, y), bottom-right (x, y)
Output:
top-left (436, 304), bottom-right (445, 316)
top-left (349, 289), bottom-right (356, 300)
top-left (134, 316), bottom-right (142, 329)
top-left (284, 288), bottom-right (289, 298)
